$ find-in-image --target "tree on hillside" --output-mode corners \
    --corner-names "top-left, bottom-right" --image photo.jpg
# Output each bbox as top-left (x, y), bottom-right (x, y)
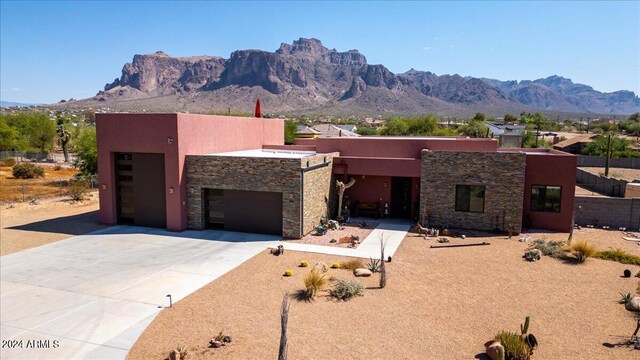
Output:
top-left (504, 114), bottom-right (518, 123)
top-left (472, 112), bottom-right (486, 122)
top-left (628, 112), bottom-right (640, 122)
top-left (356, 126), bottom-right (377, 135)
top-left (284, 120), bottom-right (297, 144)
top-left (0, 117), bottom-right (21, 151)
top-left (379, 118), bottom-right (409, 136)
top-left (73, 126), bottom-right (97, 175)
top-left (4, 113), bottom-right (56, 153)
top-left (406, 114), bottom-right (438, 135)
top-left (582, 134), bottom-right (640, 158)
top-left (460, 120), bottom-right (489, 138)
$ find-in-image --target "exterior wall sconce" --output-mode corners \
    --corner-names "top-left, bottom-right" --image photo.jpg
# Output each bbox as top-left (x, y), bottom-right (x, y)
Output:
top-left (383, 181), bottom-right (388, 188)
top-left (167, 137), bottom-right (174, 144)
top-left (169, 187), bottom-right (174, 194)
top-left (102, 184), bottom-right (107, 190)
top-left (362, 175), bottom-right (366, 179)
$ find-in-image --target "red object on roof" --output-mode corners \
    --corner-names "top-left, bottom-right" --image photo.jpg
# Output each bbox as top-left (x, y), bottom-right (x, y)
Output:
top-left (255, 98), bottom-right (261, 118)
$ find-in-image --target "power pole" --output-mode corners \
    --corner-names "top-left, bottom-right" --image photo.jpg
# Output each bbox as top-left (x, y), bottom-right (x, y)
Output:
top-left (586, 117), bottom-right (591, 133)
top-left (605, 133), bottom-right (612, 177)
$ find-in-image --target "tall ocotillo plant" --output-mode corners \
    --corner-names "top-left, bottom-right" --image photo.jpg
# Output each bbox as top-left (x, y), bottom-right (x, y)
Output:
top-left (379, 234), bottom-right (387, 289)
top-left (278, 292), bottom-right (291, 360)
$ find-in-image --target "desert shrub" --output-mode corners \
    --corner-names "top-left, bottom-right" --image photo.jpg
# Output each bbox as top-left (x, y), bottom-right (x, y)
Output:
top-left (566, 239), bottom-right (596, 263)
top-left (53, 163), bottom-right (62, 171)
top-left (303, 269), bottom-right (327, 299)
top-left (330, 280), bottom-right (364, 301)
top-left (331, 262), bottom-right (340, 269)
top-left (67, 179), bottom-right (90, 201)
top-left (366, 257), bottom-right (381, 273)
top-left (593, 248), bottom-right (640, 265)
top-left (340, 258), bottom-right (364, 270)
top-left (283, 269), bottom-right (293, 277)
top-left (1, 157), bottom-right (16, 166)
top-left (300, 260), bottom-right (309, 267)
top-left (12, 162), bottom-right (45, 179)
top-left (529, 239), bottom-right (565, 258)
top-left (495, 331), bottom-right (532, 360)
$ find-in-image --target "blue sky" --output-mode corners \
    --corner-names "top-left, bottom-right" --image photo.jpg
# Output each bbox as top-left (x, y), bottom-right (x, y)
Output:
top-left (1, 1), bottom-right (639, 104)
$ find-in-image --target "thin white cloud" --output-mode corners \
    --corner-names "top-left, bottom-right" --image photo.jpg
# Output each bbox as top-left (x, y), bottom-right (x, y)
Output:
top-left (1, 87), bottom-right (21, 92)
top-left (447, 44), bottom-right (455, 48)
top-left (423, 46), bottom-right (432, 51)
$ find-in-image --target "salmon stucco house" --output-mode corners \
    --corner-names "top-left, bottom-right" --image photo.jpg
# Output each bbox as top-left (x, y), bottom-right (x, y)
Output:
top-left (97, 113), bottom-right (576, 237)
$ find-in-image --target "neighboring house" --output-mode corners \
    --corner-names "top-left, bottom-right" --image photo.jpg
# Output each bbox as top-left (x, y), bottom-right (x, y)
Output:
top-left (97, 113), bottom-right (576, 237)
top-left (553, 134), bottom-right (597, 154)
top-left (295, 124), bottom-right (359, 138)
top-left (485, 122), bottom-right (526, 148)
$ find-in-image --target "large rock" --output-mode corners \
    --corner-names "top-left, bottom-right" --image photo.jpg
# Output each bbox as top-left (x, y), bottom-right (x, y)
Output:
top-left (484, 340), bottom-right (505, 360)
top-left (354, 268), bottom-right (372, 277)
top-left (625, 296), bottom-right (640, 312)
top-left (313, 262), bottom-right (329, 273)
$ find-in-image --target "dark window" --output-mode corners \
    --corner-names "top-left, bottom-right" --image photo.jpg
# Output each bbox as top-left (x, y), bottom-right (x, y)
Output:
top-left (530, 185), bottom-right (561, 213)
top-left (455, 185), bottom-right (485, 213)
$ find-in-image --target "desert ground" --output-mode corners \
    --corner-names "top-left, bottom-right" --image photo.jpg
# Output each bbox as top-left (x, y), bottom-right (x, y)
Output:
top-left (0, 192), bottom-right (104, 255)
top-left (127, 228), bottom-right (640, 360)
top-left (579, 167), bottom-right (640, 182)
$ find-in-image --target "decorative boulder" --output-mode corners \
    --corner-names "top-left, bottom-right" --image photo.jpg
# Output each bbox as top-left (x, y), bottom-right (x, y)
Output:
top-left (223, 335), bottom-right (232, 343)
top-left (625, 296), bottom-right (640, 312)
top-left (354, 268), bottom-right (372, 277)
top-left (313, 262), bottom-right (329, 273)
top-left (484, 340), bottom-right (505, 360)
top-left (210, 340), bottom-right (222, 348)
top-left (623, 269), bottom-right (632, 278)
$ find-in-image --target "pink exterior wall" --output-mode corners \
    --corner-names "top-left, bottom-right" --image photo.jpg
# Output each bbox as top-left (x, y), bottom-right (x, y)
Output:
top-left (345, 176), bottom-right (392, 208)
top-left (306, 137), bottom-right (497, 178)
top-left (97, 113), bottom-right (284, 231)
top-left (521, 151), bottom-right (576, 232)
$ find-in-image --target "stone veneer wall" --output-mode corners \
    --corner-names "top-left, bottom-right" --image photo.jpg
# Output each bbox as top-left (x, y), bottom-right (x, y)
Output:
top-left (420, 151), bottom-right (526, 232)
top-left (302, 153), bottom-right (338, 235)
top-left (186, 153), bottom-right (337, 238)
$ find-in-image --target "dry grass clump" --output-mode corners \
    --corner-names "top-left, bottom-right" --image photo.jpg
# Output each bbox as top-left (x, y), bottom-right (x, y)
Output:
top-left (66, 179), bottom-right (90, 201)
top-left (340, 258), bottom-right (364, 270)
top-left (565, 239), bottom-right (596, 263)
top-left (302, 269), bottom-right (327, 299)
top-left (593, 248), bottom-right (640, 265)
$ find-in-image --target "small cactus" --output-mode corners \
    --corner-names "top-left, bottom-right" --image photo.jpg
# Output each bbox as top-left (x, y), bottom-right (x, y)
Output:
top-left (283, 269), bottom-right (293, 277)
top-left (497, 346), bottom-right (505, 360)
top-left (300, 260), bottom-right (309, 267)
top-left (331, 262), bottom-right (340, 269)
top-left (620, 292), bottom-right (632, 304)
top-left (520, 316), bottom-right (530, 335)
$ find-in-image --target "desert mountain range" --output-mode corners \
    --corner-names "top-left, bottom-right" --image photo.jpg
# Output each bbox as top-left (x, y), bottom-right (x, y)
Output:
top-left (69, 38), bottom-right (639, 116)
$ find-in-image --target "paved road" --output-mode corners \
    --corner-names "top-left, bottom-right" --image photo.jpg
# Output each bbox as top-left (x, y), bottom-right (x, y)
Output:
top-left (0, 226), bottom-right (281, 360)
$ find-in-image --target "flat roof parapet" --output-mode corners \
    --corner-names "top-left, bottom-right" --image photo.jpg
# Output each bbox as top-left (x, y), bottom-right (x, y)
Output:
top-left (208, 148), bottom-right (317, 159)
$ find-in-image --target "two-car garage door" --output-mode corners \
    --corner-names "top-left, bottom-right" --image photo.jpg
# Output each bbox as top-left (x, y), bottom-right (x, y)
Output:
top-left (205, 189), bottom-right (283, 236)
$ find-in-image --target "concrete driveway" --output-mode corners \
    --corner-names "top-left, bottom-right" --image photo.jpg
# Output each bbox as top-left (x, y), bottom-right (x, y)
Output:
top-left (0, 226), bottom-right (281, 360)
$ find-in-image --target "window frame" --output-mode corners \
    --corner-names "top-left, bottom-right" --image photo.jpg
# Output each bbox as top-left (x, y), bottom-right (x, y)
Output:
top-left (454, 184), bottom-right (486, 213)
top-left (530, 184), bottom-right (562, 213)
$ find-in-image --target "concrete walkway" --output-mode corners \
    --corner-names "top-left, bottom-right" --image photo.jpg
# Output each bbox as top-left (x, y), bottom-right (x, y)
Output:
top-left (0, 226), bottom-right (281, 360)
top-left (279, 219), bottom-right (412, 258)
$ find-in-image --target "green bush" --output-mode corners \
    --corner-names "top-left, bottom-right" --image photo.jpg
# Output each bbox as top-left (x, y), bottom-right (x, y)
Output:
top-left (529, 239), bottom-right (565, 258)
top-left (12, 162), bottom-right (45, 179)
top-left (1, 157), bottom-right (16, 166)
top-left (330, 280), bottom-right (364, 301)
top-left (593, 248), bottom-right (640, 265)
